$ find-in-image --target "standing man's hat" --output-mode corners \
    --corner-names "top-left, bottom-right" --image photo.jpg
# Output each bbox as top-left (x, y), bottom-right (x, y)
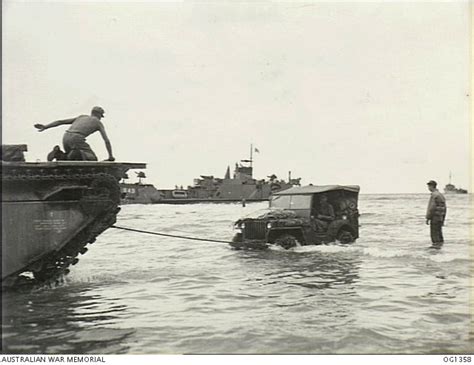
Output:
top-left (427, 180), bottom-right (437, 186)
top-left (91, 106), bottom-right (105, 117)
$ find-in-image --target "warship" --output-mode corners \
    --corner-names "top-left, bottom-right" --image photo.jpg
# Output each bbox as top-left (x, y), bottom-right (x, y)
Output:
top-left (120, 147), bottom-right (301, 204)
top-left (444, 172), bottom-right (468, 194)
top-left (120, 171), bottom-right (162, 204)
top-left (1, 144), bottom-right (145, 288)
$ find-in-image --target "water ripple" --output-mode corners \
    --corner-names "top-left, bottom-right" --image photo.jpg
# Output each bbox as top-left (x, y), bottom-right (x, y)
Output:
top-left (2, 194), bottom-right (471, 354)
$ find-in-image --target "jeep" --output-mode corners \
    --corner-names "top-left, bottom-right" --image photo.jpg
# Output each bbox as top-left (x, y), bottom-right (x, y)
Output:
top-left (230, 185), bottom-right (360, 250)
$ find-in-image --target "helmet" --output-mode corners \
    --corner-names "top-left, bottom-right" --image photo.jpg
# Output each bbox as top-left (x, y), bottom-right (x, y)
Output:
top-left (91, 106), bottom-right (105, 117)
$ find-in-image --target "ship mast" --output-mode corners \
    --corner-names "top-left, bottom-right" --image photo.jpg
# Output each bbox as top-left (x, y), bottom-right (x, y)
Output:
top-left (250, 143), bottom-right (253, 168)
top-left (239, 144), bottom-right (254, 179)
top-left (449, 171), bottom-right (452, 185)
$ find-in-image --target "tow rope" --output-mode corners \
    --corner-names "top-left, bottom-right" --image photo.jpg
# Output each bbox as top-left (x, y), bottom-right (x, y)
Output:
top-left (111, 225), bottom-right (234, 245)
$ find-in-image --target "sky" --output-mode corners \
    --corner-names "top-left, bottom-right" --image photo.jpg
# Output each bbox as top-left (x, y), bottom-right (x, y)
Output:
top-left (2, 1), bottom-right (471, 193)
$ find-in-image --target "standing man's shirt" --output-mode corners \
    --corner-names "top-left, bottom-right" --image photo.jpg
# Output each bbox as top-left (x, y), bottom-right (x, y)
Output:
top-left (426, 189), bottom-right (447, 222)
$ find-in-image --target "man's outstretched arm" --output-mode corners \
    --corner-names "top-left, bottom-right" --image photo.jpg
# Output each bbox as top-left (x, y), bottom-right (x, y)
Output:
top-left (98, 122), bottom-right (115, 161)
top-left (34, 117), bottom-right (76, 132)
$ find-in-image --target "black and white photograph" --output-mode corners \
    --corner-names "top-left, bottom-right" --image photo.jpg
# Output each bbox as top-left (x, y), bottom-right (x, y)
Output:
top-left (1, 0), bottom-right (472, 360)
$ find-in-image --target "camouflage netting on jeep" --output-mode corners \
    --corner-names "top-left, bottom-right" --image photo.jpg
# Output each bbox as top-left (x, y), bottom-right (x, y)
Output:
top-left (277, 218), bottom-right (309, 227)
top-left (257, 209), bottom-right (298, 220)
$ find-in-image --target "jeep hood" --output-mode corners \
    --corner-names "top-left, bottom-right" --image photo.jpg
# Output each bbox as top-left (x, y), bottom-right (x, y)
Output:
top-left (234, 209), bottom-right (298, 223)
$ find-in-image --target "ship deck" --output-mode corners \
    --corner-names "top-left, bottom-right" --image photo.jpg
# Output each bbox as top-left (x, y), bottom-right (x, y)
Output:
top-left (2, 161), bottom-right (146, 169)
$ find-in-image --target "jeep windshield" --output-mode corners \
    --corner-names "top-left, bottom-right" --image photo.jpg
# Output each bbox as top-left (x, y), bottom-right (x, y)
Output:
top-left (270, 194), bottom-right (311, 210)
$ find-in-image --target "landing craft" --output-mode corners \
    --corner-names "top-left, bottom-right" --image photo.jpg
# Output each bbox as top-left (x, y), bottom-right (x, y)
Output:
top-left (1, 144), bottom-right (145, 287)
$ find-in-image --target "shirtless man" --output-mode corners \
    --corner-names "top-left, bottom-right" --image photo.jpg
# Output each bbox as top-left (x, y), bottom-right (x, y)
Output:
top-left (34, 106), bottom-right (115, 161)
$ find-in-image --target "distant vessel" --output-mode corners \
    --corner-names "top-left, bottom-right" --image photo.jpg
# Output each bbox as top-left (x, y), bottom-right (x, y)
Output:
top-left (444, 172), bottom-right (468, 194)
top-left (120, 146), bottom-right (301, 204)
top-left (120, 171), bottom-right (162, 204)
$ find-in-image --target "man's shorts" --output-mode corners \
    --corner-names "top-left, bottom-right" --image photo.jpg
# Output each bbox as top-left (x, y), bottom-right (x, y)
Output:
top-left (63, 131), bottom-right (98, 161)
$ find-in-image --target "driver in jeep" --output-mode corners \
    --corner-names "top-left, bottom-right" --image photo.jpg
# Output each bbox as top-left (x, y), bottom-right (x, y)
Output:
top-left (313, 195), bottom-right (335, 232)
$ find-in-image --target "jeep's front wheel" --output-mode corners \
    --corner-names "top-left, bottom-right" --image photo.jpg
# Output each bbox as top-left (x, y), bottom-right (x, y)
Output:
top-left (337, 229), bottom-right (354, 244)
top-left (229, 233), bottom-right (244, 250)
top-left (275, 234), bottom-right (298, 250)
top-left (232, 233), bottom-right (243, 243)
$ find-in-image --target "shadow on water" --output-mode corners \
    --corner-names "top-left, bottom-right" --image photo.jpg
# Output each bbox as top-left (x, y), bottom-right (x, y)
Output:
top-left (208, 245), bottom-right (367, 353)
top-left (2, 282), bottom-right (135, 354)
top-left (236, 245), bottom-right (361, 290)
top-left (232, 244), bottom-right (362, 327)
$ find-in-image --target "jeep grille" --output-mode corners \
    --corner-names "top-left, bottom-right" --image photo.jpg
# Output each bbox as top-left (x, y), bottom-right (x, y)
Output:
top-left (243, 221), bottom-right (267, 240)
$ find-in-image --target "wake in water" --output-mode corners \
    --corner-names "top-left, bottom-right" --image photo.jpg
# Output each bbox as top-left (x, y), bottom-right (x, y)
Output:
top-left (268, 242), bottom-right (363, 254)
top-left (2, 195), bottom-right (471, 354)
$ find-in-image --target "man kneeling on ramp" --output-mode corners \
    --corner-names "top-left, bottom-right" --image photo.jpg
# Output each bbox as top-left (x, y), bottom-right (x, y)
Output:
top-left (34, 106), bottom-right (115, 161)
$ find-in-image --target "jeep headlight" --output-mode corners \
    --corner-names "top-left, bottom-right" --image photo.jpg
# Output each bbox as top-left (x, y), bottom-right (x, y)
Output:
top-left (267, 222), bottom-right (272, 229)
top-left (234, 222), bottom-right (244, 231)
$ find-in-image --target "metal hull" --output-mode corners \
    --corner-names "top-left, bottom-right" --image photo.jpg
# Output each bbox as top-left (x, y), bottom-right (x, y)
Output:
top-left (120, 183), bottom-right (162, 204)
top-left (120, 150), bottom-right (300, 204)
top-left (3, 201), bottom-right (103, 279)
top-left (1, 158), bottom-right (145, 286)
top-left (120, 182), bottom-right (294, 204)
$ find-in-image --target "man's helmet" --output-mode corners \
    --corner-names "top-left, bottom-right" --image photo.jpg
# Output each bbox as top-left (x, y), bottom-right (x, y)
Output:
top-left (91, 106), bottom-right (105, 117)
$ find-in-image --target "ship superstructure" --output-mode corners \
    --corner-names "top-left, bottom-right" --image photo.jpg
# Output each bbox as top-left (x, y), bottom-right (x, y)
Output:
top-left (121, 146), bottom-right (301, 204)
top-left (444, 172), bottom-right (468, 194)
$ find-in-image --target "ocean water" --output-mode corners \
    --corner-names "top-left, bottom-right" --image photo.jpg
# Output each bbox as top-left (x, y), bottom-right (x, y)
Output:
top-left (2, 194), bottom-right (473, 354)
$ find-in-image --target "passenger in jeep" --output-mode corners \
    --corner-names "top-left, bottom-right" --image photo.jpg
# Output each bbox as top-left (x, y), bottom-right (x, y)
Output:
top-left (314, 195), bottom-right (335, 232)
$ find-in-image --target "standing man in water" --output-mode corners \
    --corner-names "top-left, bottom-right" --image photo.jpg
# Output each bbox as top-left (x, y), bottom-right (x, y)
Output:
top-left (34, 106), bottom-right (115, 161)
top-left (426, 180), bottom-right (447, 245)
